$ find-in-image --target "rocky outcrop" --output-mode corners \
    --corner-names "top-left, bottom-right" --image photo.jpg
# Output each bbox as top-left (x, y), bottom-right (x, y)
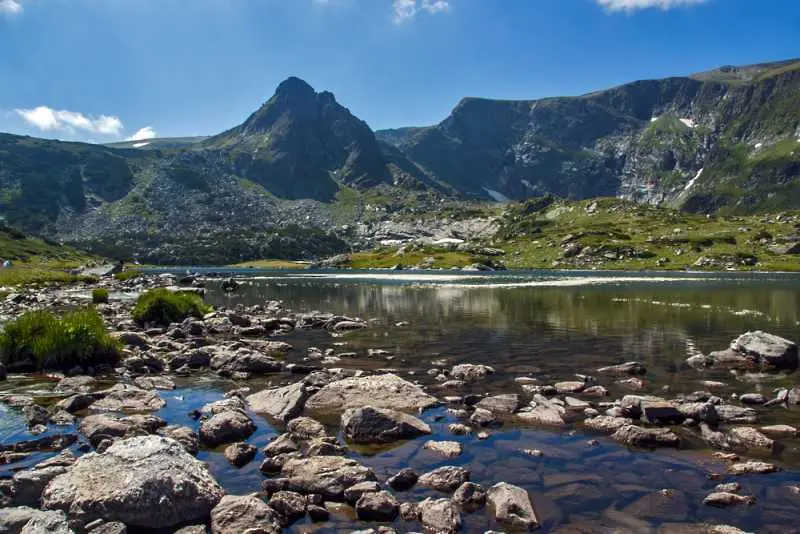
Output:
top-left (41, 436), bottom-right (224, 528)
top-left (305, 373), bottom-right (438, 413)
top-left (341, 406), bottom-right (431, 444)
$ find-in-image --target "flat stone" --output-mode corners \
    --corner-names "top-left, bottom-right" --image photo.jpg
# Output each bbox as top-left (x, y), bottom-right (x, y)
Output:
top-left (423, 440), bottom-right (463, 458)
top-left (12, 466), bottom-right (67, 506)
top-left (760, 424), bottom-right (798, 437)
top-left (715, 405), bottom-right (758, 424)
top-left (597, 362), bottom-right (647, 375)
top-left (729, 331), bottom-right (798, 370)
top-left (280, 455), bottom-right (376, 500)
top-left (517, 404), bottom-right (566, 426)
top-left (450, 364), bottom-right (494, 382)
top-left (305, 373), bottom-right (438, 413)
top-left (726, 427), bottom-right (774, 451)
top-left (641, 401), bottom-right (685, 425)
top-left (246, 381), bottom-right (310, 422)
top-left (738, 393), bottom-right (767, 405)
top-left (90, 385), bottom-right (165, 413)
top-left (554, 381), bottom-right (585, 394)
top-left (703, 492), bottom-right (756, 507)
top-left (612, 425), bottom-right (680, 448)
top-left (475, 394), bottom-right (521, 414)
top-left (341, 406), bottom-right (431, 444)
top-left (727, 461), bottom-right (779, 475)
top-left (132, 376), bottom-right (176, 390)
top-left (584, 415), bottom-right (632, 433)
top-left (418, 466), bottom-right (470, 493)
top-left (343, 481), bottom-right (381, 504)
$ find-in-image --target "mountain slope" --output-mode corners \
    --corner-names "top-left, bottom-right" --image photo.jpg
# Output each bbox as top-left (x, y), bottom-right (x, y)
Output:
top-left (377, 58), bottom-right (800, 213)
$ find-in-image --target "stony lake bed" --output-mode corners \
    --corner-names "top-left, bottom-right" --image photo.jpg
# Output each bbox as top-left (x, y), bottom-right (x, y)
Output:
top-left (0, 269), bottom-right (799, 533)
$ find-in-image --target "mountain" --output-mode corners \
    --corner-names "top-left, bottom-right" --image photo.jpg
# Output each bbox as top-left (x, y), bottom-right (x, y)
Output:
top-left (377, 58), bottom-right (800, 213)
top-left (0, 60), bottom-right (798, 264)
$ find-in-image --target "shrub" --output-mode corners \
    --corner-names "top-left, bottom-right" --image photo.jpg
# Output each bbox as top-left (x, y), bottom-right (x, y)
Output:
top-left (132, 288), bottom-right (211, 326)
top-left (92, 288), bottom-right (109, 304)
top-left (114, 269), bottom-right (142, 282)
top-left (0, 309), bottom-right (120, 370)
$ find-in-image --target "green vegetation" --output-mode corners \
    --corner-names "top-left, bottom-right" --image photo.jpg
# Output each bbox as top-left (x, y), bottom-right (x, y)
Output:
top-left (132, 288), bottom-right (212, 326)
top-left (0, 309), bottom-right (120, 371)
top-left (113, 269), bottom-right (143, 281)
top-left (349, 246), bottom-right (476, 269)
top-left (92, 288), bottom-right (109, 304)
top-left (496, 197), bottom-right (800, 271)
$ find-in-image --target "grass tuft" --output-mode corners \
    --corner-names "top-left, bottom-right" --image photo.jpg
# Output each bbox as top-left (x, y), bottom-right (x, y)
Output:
top-left (132, 288), bottom-right (211, 326)
top-left (0, 309), bottom-right (120, 371)
top-left (92, 288), bottom-right (109, 304)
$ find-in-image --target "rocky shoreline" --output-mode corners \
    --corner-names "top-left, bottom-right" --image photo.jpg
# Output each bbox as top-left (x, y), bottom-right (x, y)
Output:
top-left (0, 274), bottom-right (797, 533)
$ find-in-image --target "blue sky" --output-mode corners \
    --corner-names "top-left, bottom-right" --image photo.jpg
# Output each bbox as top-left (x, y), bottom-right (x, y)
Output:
top-left (0, 0), bottom-right (798, 143)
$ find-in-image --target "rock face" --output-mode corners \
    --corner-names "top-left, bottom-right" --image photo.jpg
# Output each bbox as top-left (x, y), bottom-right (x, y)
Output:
top-left (246, 381), bottom-right (310, 422)
top-left (210, 494), bottom-right (281, 534)
top-left (280, 456), bottom-right (377, 500)
top-left (612, 425), bottom-right (680, 448)
top-left (41, 436), bottom-right (224, 528)
top-left (486, 482), bottom-right (539, 530)
top-left (341, 406), bottom-right (432, 443)
top-left (305, 373), bottom-right (438, 413)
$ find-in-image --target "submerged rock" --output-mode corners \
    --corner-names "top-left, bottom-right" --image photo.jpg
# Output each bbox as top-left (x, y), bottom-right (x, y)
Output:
top-left (41, 436), bottom-right (224, 528)
top-left (597, 362), bottom-right (647, 375)
top-left (423, 440), bottom-right (463, 458)
top-left (612, 425), bottom-right (680, 448)
top-left (341, 406), bottom-right (431, 444)
top-left (90, 385), bottom-right (166, 413)
top-left (486, 482), bottom-right (539, 530)
top-left (305, 373), bottom-right (438, 413)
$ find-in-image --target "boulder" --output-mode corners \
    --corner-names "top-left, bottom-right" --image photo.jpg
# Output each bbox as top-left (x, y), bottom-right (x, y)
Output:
top-left (450, 364), bottom-right (494, 382)
top-left (90, 385), bottom-right (165, 413)
top-left (12, 466), bottom-right (67, 506)
top-left (355, 490), bottom-right (399, 521)
top-left (286, 417), bottom-right (327, 440)
top-left (210, 351), bottom-right (282, 376)
top-left (729, 331), bottom-right (798, 370)
top-left (224, 442), bottom-right (257, 467)
top-left (0, 506), bottom-right (48, 534)
top-left (486, 482), bottom-right (539, 530)
top-left (703, 492), bottom-right (756, 507)
top-left (54, 376), bottom-right (96, 393)
top-left (210, 494), bottom-right (281, 534)
top-left (715, 405), bottom-right (758, 424)
top-left (280, 456), bottom-right (376, 500)
top-left (418, 466), bottom-right (470, 493)
top-left (584, 415), bottom-right (632, 433)
top-left (387, 468), bottom-right (418, 491)
top-left (305, 373), bottom-right (438, 413)
top-left (263, 434), bottom-right (300, 457)
top-left (727, 461), bottom-right (779, 475)
top-left (341, 406), bottom-right (431, 444)
top-left (641, 401), bottom-right (685, 425)
top-left (161, 425), bottom-right (200, 455)
top-left (738, 393), bottom-right (767, 405)
top-left (517, 403), bottom-right (566, 426)
top-left (344, 481), bottom-right (381, 504)
top-left (79, 414), bottom-right (131, 446)
top-left (267, 491), bottom-right (307, 526)
top-left (676, 402), bottom-right (719, 424)
top-left (87, 521), bottom-right (128, 533)
top-left (19, 510), bottom-right (72, 534)
top-left (760, 424), bottom-right (798, 437)
top-left (554, 381), bottom-right (585, 394)
top-left (133, 376), bottom-right (176, 390)
top-left (452, 481), bottom-right (486, 511)
top-left (56, 393), bottom-right (96, 413)
top-left (41, 436), bottom-right (224, 528)
top-left (612, 425), bottom-right (680, 448)
top-left (246, 381), bottom-right (310, 422)
top-left (199, 410), bottom-right (256, 447)
top-left (418, 498), bottom-right (462, 534)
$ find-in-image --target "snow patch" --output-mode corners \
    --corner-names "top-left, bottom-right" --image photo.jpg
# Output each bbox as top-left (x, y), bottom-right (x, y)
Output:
top-left (482, 187), bottom-right (511, 202)
top-left (132, 142), bottom-right (151, 148)
top-left (679, 118), bottom-right (696, 128)
top-left (682, 168), bottom-right (703, 193)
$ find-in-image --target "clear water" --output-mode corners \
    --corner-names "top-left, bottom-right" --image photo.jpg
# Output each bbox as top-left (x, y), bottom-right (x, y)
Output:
top-left (3, 269), bottom-right (800, 533)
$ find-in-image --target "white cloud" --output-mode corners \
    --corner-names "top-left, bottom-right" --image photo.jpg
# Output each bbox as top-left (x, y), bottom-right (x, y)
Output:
top-left (15, 106), bottom-right (125, 136)
top-left (127, 126), bottom-right (158, 141)
top-left (392, 0), bottom-right (450, 23)
top-left (0, 0), bottom-right (23, 16)
top-left (597, 0), bottom-right (709, 11)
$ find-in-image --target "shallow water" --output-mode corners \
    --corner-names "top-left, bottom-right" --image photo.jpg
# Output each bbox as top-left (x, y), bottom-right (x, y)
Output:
top-left (3, 269), bottom-right (800, 532)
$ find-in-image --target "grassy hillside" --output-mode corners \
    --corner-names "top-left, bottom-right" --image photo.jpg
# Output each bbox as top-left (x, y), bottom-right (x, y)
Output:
top-left (0, 224), bottom-right (97, 287)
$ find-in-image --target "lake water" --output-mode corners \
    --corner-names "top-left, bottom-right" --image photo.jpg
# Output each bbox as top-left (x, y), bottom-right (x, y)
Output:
top-left (3, 269), bottom-right (800, 533)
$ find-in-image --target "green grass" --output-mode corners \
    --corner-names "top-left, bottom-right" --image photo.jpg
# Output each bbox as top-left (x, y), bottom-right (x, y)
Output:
top-left (349, 246), bottom-right (476, 269)
top-left (132, 288), bottom-right (212, 326)
top-left (92, 288), bottom-right (109, 304)
top-left (0, 309), bottom-right (120, 371)
top-left (113, 269), bottom-right (143, 281)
